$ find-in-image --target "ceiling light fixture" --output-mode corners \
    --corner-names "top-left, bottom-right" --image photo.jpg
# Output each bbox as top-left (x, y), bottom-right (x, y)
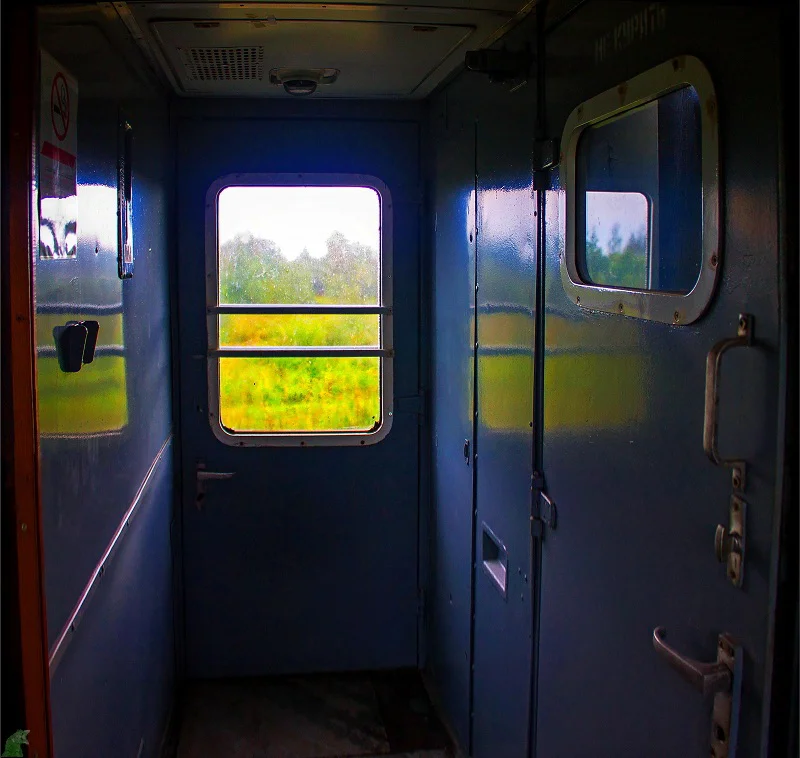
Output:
top-left (269, 68), bottom-right (340, 96)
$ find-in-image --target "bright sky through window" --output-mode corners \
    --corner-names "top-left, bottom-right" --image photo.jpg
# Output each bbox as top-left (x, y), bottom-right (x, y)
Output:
top-left (218, 185), bottom-right (380, 259)
top-left (585, 191), bottom-right (648, 253)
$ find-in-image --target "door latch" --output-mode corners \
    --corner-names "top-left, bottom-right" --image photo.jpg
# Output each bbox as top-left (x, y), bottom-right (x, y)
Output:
top-left (715, 495), bottom-right (746, 588)
top-left (653, 627), bottom-right (742, 758)
top-left (196, 462), bottom-right (235, 509)
top-left (531, 472), bottom-right (556, 539)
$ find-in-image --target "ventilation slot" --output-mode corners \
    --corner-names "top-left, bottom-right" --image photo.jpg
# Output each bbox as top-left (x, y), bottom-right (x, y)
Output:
top-left (179, 46), bottom-right (264, 81)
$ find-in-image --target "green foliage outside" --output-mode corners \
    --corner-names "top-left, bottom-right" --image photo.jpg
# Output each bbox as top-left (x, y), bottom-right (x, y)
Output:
top-left (584, 224), bottom-right (648, 289)
top-left (2, 730), bottom-right (29, 758)
top-left (218, 232), bottom-right (381, 432)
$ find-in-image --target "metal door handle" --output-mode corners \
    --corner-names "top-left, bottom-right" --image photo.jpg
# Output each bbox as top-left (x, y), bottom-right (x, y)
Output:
top-left (653, 628), bottom-right (742, 758)
top-left (196, 463), bottom-right (235, 509)
top-left (197, 471), bottom-right (235, 482)
top-left (703, 313), bottom-right (753, 490)
top-left (652, 627), bottom-right (731, 696)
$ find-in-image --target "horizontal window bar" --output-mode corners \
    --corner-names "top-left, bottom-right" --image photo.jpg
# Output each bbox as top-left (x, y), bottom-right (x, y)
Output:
top-left (211, 347), bottom-right (392, 358)
top-left (37, 302), bottom-right (123, 315)
top-left (37, 345), bottom-right (125, 358)
top-left (209, 304), bottom-right (391, 315)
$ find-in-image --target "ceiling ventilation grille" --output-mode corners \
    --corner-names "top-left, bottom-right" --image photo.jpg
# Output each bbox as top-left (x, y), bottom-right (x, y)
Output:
top-left (179, 46), bottom-right (264, 81)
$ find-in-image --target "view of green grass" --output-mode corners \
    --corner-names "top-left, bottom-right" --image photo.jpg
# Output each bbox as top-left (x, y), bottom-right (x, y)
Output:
top-left (219, 357), bottom-right (380, 432)
top-left (220, 313), bottom-right (379, 348)
top-left (218, 231), bottom-right (382, 433)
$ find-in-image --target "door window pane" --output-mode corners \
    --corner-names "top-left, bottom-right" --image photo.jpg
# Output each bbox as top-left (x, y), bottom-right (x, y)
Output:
top-left (219, 314), bottom-right (380, 348)
top-left (583, 191), bottom-right (649, 289)
top-left (218, 186), bottom-right (380, 305)
top-left (576, 85), bottom-right (702, 293)
top-left (218, 357), bottom-right (381, 433)
top-left (212, 181), bottom-right (389, 442)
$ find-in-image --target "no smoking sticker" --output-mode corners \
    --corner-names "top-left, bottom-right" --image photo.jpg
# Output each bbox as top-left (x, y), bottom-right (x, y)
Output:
top-left (39, 52), bottom-right (78, 259)
top-left (50, 71), bottom-right (71, 141)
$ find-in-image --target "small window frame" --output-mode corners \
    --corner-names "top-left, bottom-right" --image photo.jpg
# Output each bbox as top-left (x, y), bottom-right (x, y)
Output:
top-left (205, 173), bottom-right (393, 447)
top-left (560, 55), bottom-right (719, 325)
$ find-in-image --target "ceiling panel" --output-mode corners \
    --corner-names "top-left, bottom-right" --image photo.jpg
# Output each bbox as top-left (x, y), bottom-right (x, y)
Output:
top-left (122, 1), bottom-right (536, 98)
top-left (151, 19), bottom-right (474, 96)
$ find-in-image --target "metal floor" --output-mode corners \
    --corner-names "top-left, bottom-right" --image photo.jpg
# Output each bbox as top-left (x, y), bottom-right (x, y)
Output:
top-left (173, 670), bottom-right (452, 758)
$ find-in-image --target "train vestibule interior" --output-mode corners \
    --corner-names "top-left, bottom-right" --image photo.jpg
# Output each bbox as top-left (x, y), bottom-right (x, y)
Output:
top-left (2, 1), bottom-right (797, 757)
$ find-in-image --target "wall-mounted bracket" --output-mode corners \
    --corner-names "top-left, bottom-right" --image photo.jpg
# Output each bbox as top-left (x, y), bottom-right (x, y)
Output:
top-left (464, 45), bottom-right (532, 87)
top-left (53, 320), bottom-right (100, 372)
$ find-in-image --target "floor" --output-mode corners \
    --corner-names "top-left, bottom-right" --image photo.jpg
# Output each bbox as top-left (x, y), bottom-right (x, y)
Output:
top-left (174, 669), bottom-right (452, 758)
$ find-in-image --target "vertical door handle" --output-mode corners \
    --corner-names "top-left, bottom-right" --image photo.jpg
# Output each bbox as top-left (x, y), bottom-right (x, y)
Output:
top-left (703, 313), bottom-right (754, 491)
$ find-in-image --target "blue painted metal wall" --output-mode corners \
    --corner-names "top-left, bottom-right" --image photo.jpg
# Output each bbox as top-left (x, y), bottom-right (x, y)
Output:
top-left (427, 16), bottom-right (539, 755)
top-left (534, 4), bottom-right (784, 757)
top-left (35, 10), bottom-right (175, 757)
top-left (428, 121), bottom-right (476, 751)
top-left (472, 107), bottom-right (536, 758)
top-left (49, 444), bottom-right (175, 758)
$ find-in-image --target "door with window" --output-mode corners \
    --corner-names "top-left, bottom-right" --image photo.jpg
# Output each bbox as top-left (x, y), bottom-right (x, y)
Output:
top-left (535, 5), bottom-right (786, 757)
top-left (176, 112), bottom-right (422, 676)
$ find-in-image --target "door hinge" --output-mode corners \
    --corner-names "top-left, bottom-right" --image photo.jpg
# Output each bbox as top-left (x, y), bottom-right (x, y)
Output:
top-left (395, 393), bottom-right (427, 425)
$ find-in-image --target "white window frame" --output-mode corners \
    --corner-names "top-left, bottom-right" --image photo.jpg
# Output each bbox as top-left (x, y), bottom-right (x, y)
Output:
top-left (205, 172), bottom-right (393, 447)
top-left (560, 55), bottom-right (719, 325)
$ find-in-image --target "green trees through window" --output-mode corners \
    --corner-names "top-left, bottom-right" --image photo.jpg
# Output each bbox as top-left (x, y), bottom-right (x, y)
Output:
top-left (215, 213), bottom-right (383, 434)
top-left (584, 223), bottom-right (648, 290)
top-left (219, 230), bottom-right (379, 306)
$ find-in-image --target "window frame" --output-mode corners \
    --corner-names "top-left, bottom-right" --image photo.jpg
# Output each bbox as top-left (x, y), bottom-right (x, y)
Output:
top-left (560, 55), bottom-right (719, 325)
top-left (205, 172), bottom-right (393, 447)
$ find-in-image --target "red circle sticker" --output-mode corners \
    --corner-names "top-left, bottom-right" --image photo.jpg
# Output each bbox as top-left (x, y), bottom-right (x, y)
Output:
top-left (50, 72), bottom-right (70, 142)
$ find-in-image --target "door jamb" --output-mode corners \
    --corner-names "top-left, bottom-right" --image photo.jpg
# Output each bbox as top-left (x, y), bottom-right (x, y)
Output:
top-left (2, 4), bottom-right (54, 756)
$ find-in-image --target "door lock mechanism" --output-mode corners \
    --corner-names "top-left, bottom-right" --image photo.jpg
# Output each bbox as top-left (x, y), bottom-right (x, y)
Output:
top-left (715, 495), bottom-right (746, 588)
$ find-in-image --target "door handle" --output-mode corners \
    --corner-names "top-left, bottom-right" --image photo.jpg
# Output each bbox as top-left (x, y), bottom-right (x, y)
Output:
top-left (703, 313), bottom-right (754, 491)
top-left (652, 628), bottom-right (742, 758)
top-left (197, 471), bottom-right (236, 482)
top-left (652, 627), bottom-right (731, 696)
top-left (196, 462), bottom-right (235, 509)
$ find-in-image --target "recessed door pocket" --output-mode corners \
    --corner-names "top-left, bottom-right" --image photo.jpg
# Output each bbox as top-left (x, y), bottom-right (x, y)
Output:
top-left (481, 523), bottom-right (508, 598)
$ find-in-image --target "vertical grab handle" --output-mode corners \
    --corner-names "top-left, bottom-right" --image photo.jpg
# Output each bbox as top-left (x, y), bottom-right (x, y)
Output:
top-left (703, 314), bottom-right (753, 491)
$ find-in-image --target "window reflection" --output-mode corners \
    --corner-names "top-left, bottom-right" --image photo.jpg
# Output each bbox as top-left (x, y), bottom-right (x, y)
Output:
top-left (576, 86), bottom-right (702, 293)
top-left (36, 184), bottom-right (129, 437)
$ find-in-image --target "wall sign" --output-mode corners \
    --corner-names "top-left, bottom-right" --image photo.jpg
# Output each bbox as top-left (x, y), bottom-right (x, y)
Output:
top-left (39, 51), bottom-right (78, 259)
